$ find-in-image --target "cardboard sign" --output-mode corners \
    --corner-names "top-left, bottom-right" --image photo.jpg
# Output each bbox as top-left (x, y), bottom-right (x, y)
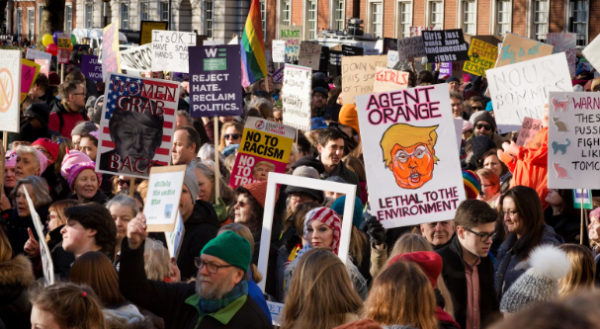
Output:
top-left (515, 117), bottom-right (543, 147)
top-left (387, 50), bottom-right (399, 68)
top-left (341, 55), bottom-right (388, 105)
top-left (548, 91), bottom-right (600, 189)
top-left (96, 73), bottom-right (180, 178)
top-left (26, 48), bottom-right (51, 61)
top-left (281, 64), bottom-right (312, 131)
top-left (328, 50), bottom-right (343, 76)
top-left (397, 36), bottom-right (426, 61)
top-left (422, 29), bottom-right (469, 62)
top-left (487, 53), bottom-right (571, 134)
top-left (35, 59), bottom-right (50, 77)
top-left (20, 59), bottom-right (40, 104)
top-left (546, 33), bottom-right (577, 53)
top-left (279, 26), bottom-right (301, 63)
top-left (144, 165), bottom-right (187, 232)
top-left (463, 39), bottom-right (498, 76)
top-left (229, 117), bottom-right (295, 188)
top-left (102, 22), bottom-right (122, 80)
top-left (573, 189), bottom-right (593, 210)
top-left (373, 67), bottom-right (409, 93)
top-left (496, 33), bottom-right (554, 68)
top-left (57, 34), bottom-right (71, 64)
top-left (81, 55), bottom-right (103, 82)
top-left (298, 42), bottom-right (322, 70)
top-left (0, 50), bottom-right (21, 133)
top-left (410, 26), bottom-right (434, 37)
top-left (272, 66), bottom-right (284, 83)
top-left (120, 44), bottom-right (153, 72)
top-left (355, 84), bottom-right (466, 228)
top-left (342, 45), bottom-right (364, 56)
top-left (24, 187), bottom-right (54, 286)
top-left (188, 45), bottom-right (242, 117)
top-left (272, 40), bottom-right (286, 63)
top-left (165, 212), bottom-right (185, 259)
top-left (152, 30), bottom-right (197, 73)
top-left (140, 21), bottom-right (168, 45)
top-left (583, 34), bottom-right (600, 72)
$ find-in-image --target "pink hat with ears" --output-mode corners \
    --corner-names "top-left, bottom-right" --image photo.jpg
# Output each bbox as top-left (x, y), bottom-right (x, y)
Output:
top-left (35, 150), bottom-right (48, 175)
top-left (5, 150), bottom-right (16, 168)
top-left (60, 149), bottom-right (92, 180)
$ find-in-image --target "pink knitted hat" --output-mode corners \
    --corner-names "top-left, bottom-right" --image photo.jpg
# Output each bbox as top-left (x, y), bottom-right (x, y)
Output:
top-left (67, 162), bottom-right (102, 190)
top-left (61, 149), bottom-right (92, 179)
top-left (5, 150), bottom-right (16, 168)
top-left (304, 207), bottom-right (342, 255)
top-left (35, 150), bottom-right (48, 175)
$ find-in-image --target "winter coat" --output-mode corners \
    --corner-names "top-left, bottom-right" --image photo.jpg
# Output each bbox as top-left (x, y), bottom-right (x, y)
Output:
top-left (543, 207), bottom-right (581, 244)
top-left (494, 224), bottom-right (563, 301)
top-left (48, 101), bottom-right (89, 140)
top-left (178, 200), bottom-right (220, 280)
top-left (67, 190), bottom-right (109, 205)
top-left (317, 157), bottom-right (362, 198)
top-left (5, 203), bottom-right (50, 256)
top-left (0, 255), bottom-right (35, 329)
top-left (252, 233), bottom-right (279, 300)
top-left (104, 304), bottom-right (148, 329)
top-left (119, 238), bottom-right (273, 329)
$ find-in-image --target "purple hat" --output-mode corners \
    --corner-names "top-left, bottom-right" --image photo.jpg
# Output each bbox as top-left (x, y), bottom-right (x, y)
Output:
top-left (67, 162), bottom-right (102, 190)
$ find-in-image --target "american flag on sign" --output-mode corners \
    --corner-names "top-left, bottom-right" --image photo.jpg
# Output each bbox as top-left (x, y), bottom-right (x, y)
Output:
top-left (95, 73), bottom-right (180, 178)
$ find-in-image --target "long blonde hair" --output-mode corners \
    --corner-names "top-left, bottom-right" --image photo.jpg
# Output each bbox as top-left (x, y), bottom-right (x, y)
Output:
top-left (219, 223), bottom-right (263, 283)
top-left (558, 244), bottom-right (595, 297)
top-left (280, 249), bottom-right (363, 329)
top-left (218, 121), bottom-right (244, 153)
top-left (362, 261), bottom-right (438, 329)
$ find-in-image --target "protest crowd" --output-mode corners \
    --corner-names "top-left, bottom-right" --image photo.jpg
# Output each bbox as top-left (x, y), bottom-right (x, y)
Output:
top-left (4, 4), bottom-right (600, 329)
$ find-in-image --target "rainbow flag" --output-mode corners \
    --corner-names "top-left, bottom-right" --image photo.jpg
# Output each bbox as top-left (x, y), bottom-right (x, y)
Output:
top-left (241, 0), bottom-right (268, 87)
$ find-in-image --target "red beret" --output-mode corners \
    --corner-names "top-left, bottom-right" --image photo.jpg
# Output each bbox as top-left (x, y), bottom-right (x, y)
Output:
top-left (388, 251), bottom-right (443, 287)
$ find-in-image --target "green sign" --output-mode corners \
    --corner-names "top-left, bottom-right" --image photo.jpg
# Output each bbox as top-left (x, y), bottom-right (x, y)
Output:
top-left (573, 189), bottom-right (593, 210)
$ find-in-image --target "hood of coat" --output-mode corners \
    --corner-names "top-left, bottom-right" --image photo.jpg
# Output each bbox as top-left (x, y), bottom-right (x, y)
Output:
top-left (0, 255), bottom-right (35, 300)
top-left (103, 304), bottom-right (147, 329)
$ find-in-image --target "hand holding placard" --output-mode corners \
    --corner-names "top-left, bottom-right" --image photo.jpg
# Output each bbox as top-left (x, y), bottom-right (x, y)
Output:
top-left (127, 213), bottom-right (149, 250)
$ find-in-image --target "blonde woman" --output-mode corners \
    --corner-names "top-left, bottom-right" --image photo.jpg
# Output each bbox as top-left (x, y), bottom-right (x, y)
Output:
top-left (218, 121), bottom-right (244, 153)
top-left (558, 244), bottom-right (595, 296)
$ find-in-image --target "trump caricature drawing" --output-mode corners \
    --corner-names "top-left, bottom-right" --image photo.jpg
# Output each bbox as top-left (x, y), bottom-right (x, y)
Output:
top-left (380, 123), bottom-right (439, 189)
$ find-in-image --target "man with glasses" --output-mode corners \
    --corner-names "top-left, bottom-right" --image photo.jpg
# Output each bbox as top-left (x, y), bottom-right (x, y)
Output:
top-left (436, 200), bottom-right (500, 329)
top-left (49, 81), bottom-right (90, 140)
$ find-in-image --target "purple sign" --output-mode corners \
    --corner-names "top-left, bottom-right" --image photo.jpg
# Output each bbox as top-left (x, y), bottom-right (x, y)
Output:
top-left (81, 55), bottom-right (103, 81)
top-left (273, 66), bottom-right (284, 83)
top-left (188, 45), bottom-right (242, 117)
top-left (432, 62), bottom-right (452, 76)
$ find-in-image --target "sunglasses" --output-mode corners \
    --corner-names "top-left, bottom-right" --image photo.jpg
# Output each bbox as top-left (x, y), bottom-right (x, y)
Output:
top-left (472, 106), bottom-right (483, 111)
top-left (235, 200), bottom-right (248, 208)
top-left (224, 134), bottom-right (241, 140)
top-left (476, 124), bottom-right (492, 131)
top-left (253, 91), bottom-right (271, 97)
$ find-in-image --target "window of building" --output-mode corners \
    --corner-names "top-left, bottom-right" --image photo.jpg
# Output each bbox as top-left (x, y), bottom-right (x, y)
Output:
top-left (371, 2), bottom-right (383, 37)
top-left (398, 2), bottom-right (412, 38)
top-left (496, 0), bottom-right (510, 36)
top-left (28, 10), bottom-right (34, 40)
top-left (65, 6), bottom-right (72, 34)
top-left (141, 2), bottom-right (149, 21)
top-left (121, 4), bottom-right (129, 29)
top-left (307, 0), bottom-right (317, 39)
top-left (85, 4), bottom-right (93, 29)
top-left (205, 0), bottom-right (213, 37)
top-left (161, 2), bottom-right (169, 21)
top-left (260, 0), bottom-right (267, 40)
top-left (462, 1), bottom-right (476, 34)
top-left (38, 6), bottom-right (44, 32)
top-left (16, 9), bottom-right (22, 36)
top-left (281, 0), bottom-right (291, 26)
top-left (334, 0), bottom-right (345, 31)
top-left (429, 1), bottom-right (443, 29)
top-left (533, 0), bottom-right (548, 42)
top-left (569, 0), bottom-right (587, 45)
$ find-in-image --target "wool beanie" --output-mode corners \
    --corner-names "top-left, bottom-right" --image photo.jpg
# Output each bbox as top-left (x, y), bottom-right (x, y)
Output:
top-left (243, 181), bottom-right (280, 209)
top-left (312, 86), bottom-right (329, 98)
top-left (32, 138), bottom-right (59, 162)
top-left (500, 245), bottom-right (570, 314)
top-left (184, 168), bottom-right (200, 203)
top-left (71, 121), bottom-right (98, 137)
top-left (462, 120), bottom-right (473, 133)
top-left (388, 251), bottom-right (443, 287)
top-left (462, 170), bottom-right (481, 200)
top-left (201, 230), bottom-right (252, 273)
top-left (324, 176), bottom-right (347, 184)
top-left (292, 165), bottom-right (319, 179)
top-left (5, 150), bottom-right (16, 168)
top-left (331, 195), bottom-right (364, 228)
top-left (29, 149), bottom-right (48, 175)
top-left (471, 135), bottom-right (497, 163)
top-left (472, 111), bottom-right (497, 134)
top-left (446, 76), bottom-right (460, 83)
top-left (590, 207), bottom-right (600, 221)
top-left (67, 162), bottom-right (101, 190)
top-left (61, 149), bottom-right (93, 179)
top-left (304, 207), bottom-right (342, 255)
top-left (339, 104), bottom-right (360, 137)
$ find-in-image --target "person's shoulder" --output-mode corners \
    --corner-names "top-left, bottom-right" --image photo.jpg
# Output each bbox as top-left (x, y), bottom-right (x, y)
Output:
top-left (236, 296), bottom-right (272, 328)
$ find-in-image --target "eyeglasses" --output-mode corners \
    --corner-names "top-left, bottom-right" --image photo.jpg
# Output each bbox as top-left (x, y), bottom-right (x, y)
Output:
top-left (463, 227), bottom-right (497, 242)
top-left (274, 117), bottom-right (283, 123)
top-left (394, 145), bottom-right (429, 163)
top-left (194, 257), bottom-right (233, 273)
top-left (472, 106), bottom-right (483, 111)
top-left (224, 134), bottom-right (241, 140)
top-left (235, 200), bottom-right (248, 208)
top-left (475, 124), bottom-right (491, 131)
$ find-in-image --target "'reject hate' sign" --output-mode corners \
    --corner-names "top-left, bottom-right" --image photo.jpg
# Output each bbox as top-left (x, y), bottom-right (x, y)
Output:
top-left (355, 84), bottom-right (466, 228)
top-left (188, 45), bottom-right (242, 117)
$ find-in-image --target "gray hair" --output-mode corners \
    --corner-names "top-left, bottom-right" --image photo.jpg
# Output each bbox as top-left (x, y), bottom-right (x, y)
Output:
top-left (247, 96), bottom-right (273, 111)
top-left (198, 143), bottom-right (225, 163)
top-left (187, 159), bottom-right (236, 204)
top-left (11, 176), bottom-right (52, 207)
top-left (16, 145), bottom-right (40, 169)
top-left (450, 91), bottom-right (464, 102)
top-left (143, 237), bottom-right (171, 281)
top-left (176, 110), bottom-right (193, 126)
top-left (105, 194), bottom-right (140, 216)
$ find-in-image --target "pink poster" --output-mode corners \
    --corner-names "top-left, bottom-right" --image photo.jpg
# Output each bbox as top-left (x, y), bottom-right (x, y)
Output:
top-left (35, 59), bottom-right (50, 76)
top-left (516, 117), bottom-right (543, 147)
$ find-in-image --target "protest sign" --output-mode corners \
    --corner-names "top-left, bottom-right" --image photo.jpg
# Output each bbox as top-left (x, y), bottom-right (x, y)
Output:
top-left (573, 189), bottom-right (593, 210)
top-left (298, 42), bottom-right (322, 70)
top-left (120, 44), bottom-right (153, 72)
top-left (397, 36), bottom-right (426, 61)
top-left (24, 187), bottom-right (54, 286)
top-left (0, 50), bottom-right (21, 133)
top-left (318, 46), bottom-right (330, 73)
top-left (102, 22), bottom-right (122, 80)
top-left (152, 30), bottom-right (197, 73)
top-left (328, 50), bottom-right (343, 76)
top-left (57, 34), bottom-right (71, 64)
top-left (272, 66), bottom-right (284, 83)
top-left (35, 59), bottom-right (50, 77)
top-left (341, 55), bottom-right (388, 105)
top-left (26, 48), bottom-right (51, 61)
top-left (487, 53), bottom-right (571, 134)
top-left (257, 173), bottom-right (357, 323)
top-left (515, 117), bottom-right (543, 147)
top-left (566, 48), bottom-right (577, 77)
top-left (463, 38), bottom-right (498, 76)
top-left (278, 26), bottom-right (301, 63)
top-left (355, 84), bottom-right (466, 228)
top-left (583, 34), bottom-right (600, 72)
top-left (547, 91), bottom-right (600, 189)
top-left (21, 59), bottom-right (40, 103)
top-left (229, 117), bottom-right (295, 188)
top-left (433, 62), bottom-right (452, 76)
top-left (454, 118), bottom-right (463, 151)
top-left (81, 55), bottom-right (103, 82)
top-left (410, 26), bottom-right (434, 37)
top-left (144, 165), bottom-right (187, 231)
top-left (96, 73), bottom-right (180, 178)
top-left (342, 45), bottom-right (364, 56)
top-left (546, 33), bottom-right (577, 53)
top-left (387, 50), bottom-right (399, 68)
top-left (496, 33), bottom-right (554, 68)
top-left (165, 212), bottom-right (185, 259)
top-left (422, 29), bottom-right (469, 62)
top-left (281, 64), bottom-right (312, 131)
top-left (373, 67), bottom-right (409, 93)
top-left (140, 21), bottom-right (168, 45)
top-left (272, 40), bottom-right (286, 63)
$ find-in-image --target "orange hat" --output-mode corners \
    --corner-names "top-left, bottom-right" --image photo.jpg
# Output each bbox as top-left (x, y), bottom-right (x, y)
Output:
top-left (339, 103), bottom-right (360, 137)
top-left (242, 181), bottom-right (280, 209)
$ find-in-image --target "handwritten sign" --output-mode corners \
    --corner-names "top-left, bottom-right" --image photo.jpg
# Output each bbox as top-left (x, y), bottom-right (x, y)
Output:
top-left (515, 117), bottom-right (542, 146)
top-left (281, 64), bottom-right (312, 131)
top-left (120, 44), bottom-right (153, 72)
top-left (278, 26), bottom-right (302, 63)
top-left (151, 30), bottom-right (196, 73)
top-left (341, 55), bottom-right (388, 105)
top-left (496, 33), bottom-right (554, 68)
top-left (102, 22), bottom-right (122, 80)
top-left (355, 84), bottom-right (466, 228)
top-left (0, 50), bottom-right (21, 132)
top-left (387, 50), bottom-right (399, 68)
top-left (81, 55), bottom-right (102, 81)
top-left (144, 165), bottom-right (187, 232)
top-left (26, 48), bottom-right (51, 61)
top-left (487, 53), bottom-right (571, 133)
top-left (546, 33), bottom-right (577, 53)
top-left (463, 39), bottom-right (498, 76)
top-left (397, 36), bottom-right (426, 61)
top-left (342, 45), bottom-right (364, 56)
top-left (422, 29), bottom-right (469, 62)
top-left (410, 26), bottom-right (434, 37)
top-left (373, 67), bottom-right (409, 93)
top-left (24, 187), bottom-right (54, 286)
top-left (21, 59), bottom-right (40, 103)
top-left (140, 21), bottom-right (168, 45)
top-left (298, 42), bottom-right (322, 70)
top-left (272, 40), bottom-right (286, 63)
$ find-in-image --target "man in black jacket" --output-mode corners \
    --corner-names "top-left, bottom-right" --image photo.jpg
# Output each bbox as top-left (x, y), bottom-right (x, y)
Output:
top-left (436, 200), bottom-right (500, 329)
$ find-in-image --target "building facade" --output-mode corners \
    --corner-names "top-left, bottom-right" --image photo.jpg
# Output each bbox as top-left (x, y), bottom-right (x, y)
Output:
top-left (3, 0), bottom-right (77, 42)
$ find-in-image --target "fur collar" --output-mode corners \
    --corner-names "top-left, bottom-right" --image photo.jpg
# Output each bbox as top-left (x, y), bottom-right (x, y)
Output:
top-left (0, 254), bottom-right (35, 287)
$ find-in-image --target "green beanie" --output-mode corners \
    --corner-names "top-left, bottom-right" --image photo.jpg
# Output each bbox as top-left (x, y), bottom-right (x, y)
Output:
top-left (200, 231), bottom-right (252, 273)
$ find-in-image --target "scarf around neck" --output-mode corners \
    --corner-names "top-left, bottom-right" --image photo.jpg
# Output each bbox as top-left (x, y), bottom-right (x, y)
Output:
top-left (197, 278), bottom-right (248, 316)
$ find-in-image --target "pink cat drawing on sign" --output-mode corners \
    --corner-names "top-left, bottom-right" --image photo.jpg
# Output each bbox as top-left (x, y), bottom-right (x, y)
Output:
top-left (552, 96), bottom-right (570, 112)
top-left (553, 163), bottom-right (569, 179)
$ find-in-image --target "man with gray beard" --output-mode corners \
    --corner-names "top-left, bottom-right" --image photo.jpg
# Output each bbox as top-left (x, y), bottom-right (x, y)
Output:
top-left (118, 214), bottom-right (273, 329)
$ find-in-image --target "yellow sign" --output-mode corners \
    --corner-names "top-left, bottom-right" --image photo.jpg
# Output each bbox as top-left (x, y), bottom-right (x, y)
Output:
top-left (21, 59), bottom-right (40, 104)
top-left (240, 128), bottom-right (294, 162)
top-left (140, 21), bottom-right (168, 45)
top-left (463, 39), bottom-right (498, 77)
top-left (57, 37), bottom-right (71, 49)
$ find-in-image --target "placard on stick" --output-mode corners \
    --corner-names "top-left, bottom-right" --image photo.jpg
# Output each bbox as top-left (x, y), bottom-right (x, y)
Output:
top-left (397, 36), bottom-right (426, 61)
top-left (515, 117), bottom-right (542, 147)
top-left (496, 33), bottom-right (554, 68)
top-left (298, 42), bottom-right (322, 70)
top-left (120, 44), bottom-right (153, 72)
top-left (0, 50), bottom-right (21, 133)
top-left (422, 29), bottom-right (469, 62)
top-left (144, 165), bottom-right (187, 232)
top-left (372, 67), bottom-right (409, 93)
top-left (152, 30), bottom-right (197, 73)
top-left (102, 21), bottom-right (122, 80)
top-left (341, 55), bottom-right (387, 105)
top-left (165, 212), bottom-right (185, 259)
top-left (140, 21), bottom-right (168, 45)
top-left (281, 64), bottom-right (312, 131)
top-left (24, 187), bottom-right (54, 286)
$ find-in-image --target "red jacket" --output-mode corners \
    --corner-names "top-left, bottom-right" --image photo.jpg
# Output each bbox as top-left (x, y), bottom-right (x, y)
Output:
top-left (48, 102), bottom-right (89, 140)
